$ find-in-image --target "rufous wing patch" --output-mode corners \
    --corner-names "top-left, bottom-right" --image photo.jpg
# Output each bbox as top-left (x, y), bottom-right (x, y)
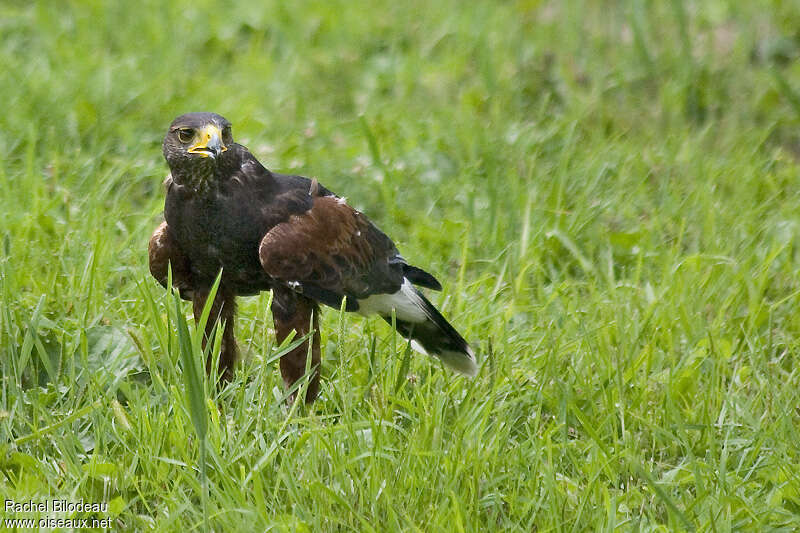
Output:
top-left (259, 196), bottom-right (382, 292)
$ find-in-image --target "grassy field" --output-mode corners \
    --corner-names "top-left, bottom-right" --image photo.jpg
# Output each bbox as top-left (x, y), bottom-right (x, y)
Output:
top-left (2, 0), bottom-right (800, 530)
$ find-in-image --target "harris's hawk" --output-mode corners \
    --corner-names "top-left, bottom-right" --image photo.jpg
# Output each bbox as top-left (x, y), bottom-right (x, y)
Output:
top-left (148, 112), bottom-right (476, 402)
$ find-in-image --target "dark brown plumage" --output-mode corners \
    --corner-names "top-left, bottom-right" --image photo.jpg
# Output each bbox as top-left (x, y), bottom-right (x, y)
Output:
top-left (148, 112), bottom-right (476, 402)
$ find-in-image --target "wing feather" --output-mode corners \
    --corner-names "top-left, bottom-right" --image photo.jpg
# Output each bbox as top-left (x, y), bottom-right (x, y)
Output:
top-left (148, 221), bottom-right (194, 299)
top-left (259, 195), bottom-right (405, 309)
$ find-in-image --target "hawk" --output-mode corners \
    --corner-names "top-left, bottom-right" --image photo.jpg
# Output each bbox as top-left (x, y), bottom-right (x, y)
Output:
top-left (148, 112), bottom-right (477, 402)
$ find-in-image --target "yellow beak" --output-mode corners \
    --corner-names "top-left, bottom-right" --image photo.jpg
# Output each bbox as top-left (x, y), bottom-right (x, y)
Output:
top-left (188, 124), bottom-right (227, 158)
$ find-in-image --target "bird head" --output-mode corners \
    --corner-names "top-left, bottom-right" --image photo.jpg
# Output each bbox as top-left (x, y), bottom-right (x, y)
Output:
top-left (163, 112), bottom-right (234, 189)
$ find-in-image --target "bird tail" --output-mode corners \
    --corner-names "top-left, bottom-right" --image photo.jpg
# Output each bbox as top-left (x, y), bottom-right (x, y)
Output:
top-left (379, 282), bottom-right (477, 377)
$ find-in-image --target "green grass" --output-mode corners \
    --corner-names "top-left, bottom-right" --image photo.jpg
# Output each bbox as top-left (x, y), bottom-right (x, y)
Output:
top-left (2, 0), bottom-right (800, 530)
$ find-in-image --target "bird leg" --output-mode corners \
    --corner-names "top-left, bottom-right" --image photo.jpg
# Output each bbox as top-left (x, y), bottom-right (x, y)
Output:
top-left (271, 289), bottom-right (321, 403)
top-left (192, 287), bottom-right (238, 381)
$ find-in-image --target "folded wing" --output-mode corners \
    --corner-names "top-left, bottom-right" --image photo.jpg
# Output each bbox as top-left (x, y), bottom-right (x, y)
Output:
top-left (258, 192), bottom-right (477, 376)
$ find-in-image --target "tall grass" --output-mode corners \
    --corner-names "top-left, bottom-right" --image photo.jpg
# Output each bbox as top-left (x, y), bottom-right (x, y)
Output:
top-left (1, 0), bottom-right (800, 530)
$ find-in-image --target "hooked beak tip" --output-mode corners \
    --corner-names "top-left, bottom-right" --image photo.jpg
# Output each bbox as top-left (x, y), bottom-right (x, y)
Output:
top-left (188, 124), bottom-right (228, 159)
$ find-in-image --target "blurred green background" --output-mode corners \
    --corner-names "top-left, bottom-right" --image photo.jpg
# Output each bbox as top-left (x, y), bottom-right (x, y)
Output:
top-left (2, 0), bottom-right (800, 530)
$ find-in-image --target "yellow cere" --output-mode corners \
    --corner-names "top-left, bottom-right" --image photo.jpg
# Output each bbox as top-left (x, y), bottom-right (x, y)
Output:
top-left (188, 124), bottom-right (227, 157)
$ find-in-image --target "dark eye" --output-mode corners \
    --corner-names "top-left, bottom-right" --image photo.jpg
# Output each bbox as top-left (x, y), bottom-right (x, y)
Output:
top-left (222, 126), bottom-right (232, 143)
top-left (177, 128), bottom-right (194, 143)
